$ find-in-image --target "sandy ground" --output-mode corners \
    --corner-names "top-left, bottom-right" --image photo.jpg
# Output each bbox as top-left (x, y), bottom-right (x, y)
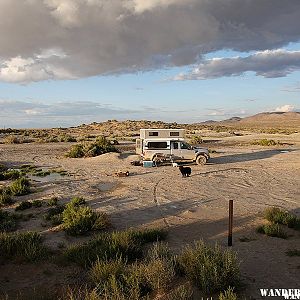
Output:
top-left (0, 132), bottom-right (300, 299)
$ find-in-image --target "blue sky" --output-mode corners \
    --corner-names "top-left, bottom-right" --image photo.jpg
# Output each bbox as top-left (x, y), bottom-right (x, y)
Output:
top-left (0, 1), bottom-right (299, 128)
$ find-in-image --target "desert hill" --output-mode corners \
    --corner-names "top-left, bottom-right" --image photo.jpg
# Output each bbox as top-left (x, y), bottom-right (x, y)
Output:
top-left (220, 112), bottom-right (300, 129)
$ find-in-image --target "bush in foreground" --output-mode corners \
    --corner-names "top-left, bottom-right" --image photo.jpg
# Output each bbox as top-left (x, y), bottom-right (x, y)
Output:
top-left (177, 240), bottom-right (240, 293)
top-left (0, 231), bottom-right (46, 262)
top-left (15, 200), bottom-right (32, 211)
top-left (64, 228), bottom-right (167, 267)
top-left (219, 287), bottom-right (237, 300)
top-left (62, 200), bottom-right (109, 235)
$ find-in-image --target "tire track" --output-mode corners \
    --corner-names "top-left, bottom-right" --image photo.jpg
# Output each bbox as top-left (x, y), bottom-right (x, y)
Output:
top-left (153, 177), bottom-right (169, 227)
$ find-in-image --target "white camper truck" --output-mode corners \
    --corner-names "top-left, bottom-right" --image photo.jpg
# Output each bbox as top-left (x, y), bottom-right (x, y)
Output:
top-left (136, 129), bottom-right (209, 165)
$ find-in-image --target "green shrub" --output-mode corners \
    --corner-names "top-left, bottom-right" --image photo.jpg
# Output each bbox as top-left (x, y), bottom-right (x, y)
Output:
top-left (0, 210), bottom-right (18, 232)
top-left (0, 188), bottom-right (13, 206)
top-left (90, 256), bottom-right (127, 285)
top-left (32, 200), bottom-right (43, 207)
top-left (189, 135), bottom-right (203, 145)
top-left (165, 284), bottom-right (193, 300)
top-left (285, 249), bottom-right (300, 257)
top-left (264, 207), bottom-right (300, 230)
top-left (177, 240), bottom-right (240, 293)
top-left (70, 196), bottom-right (86, 206)
top-left (64, 228), bottom-right (167, 267)
top-left (66, 136), bottom-right (118, 158)
top-left (0, 170), bottom-right (21, 181)
top-left (9, 177), bottom-right (30, 196)
top-left (15, 200), bottom-right (32, 211)
top-left (62, 202), bottom-right (109, 235)
top-left (47, 197), bottom-right (58, 206)
top-left (219, 287), bottom-right (237, 300)
top-left (251, 139), bottom-right (278, 146)
top-left (32, 170), bottom-right (51, 177)
top-left (0, 231), bottom-right (46, 262)
top-left (66, 144), bottom-right (85, 158)
top-left (256, 224), bottom-right (288, 239)
top-left (44, 205), bottom-right (65, 225)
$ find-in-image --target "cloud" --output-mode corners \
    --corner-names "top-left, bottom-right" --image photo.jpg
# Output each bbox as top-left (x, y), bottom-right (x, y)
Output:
top-left (206, 108), bottom-right (247, 117)
top-left (0, 99), bottom-right (194, 128)
top-left (173, 49), bottom-right (300, 80)
top-left (274, 104), bottom-right (295, 112)
top-left (1, 0), bottom-right (300, 83)
top-left (281, 82), bottom-right (300, 92)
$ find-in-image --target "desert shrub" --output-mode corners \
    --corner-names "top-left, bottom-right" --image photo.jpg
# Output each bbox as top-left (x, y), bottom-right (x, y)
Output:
top-left (0, 210), bottom-right (18, 232)
top-left (256, 224), bottom-right (287, 239)
top-left (32, 170), bottom-right (51, 177)
top-left (143, 257), bottom-right (175, 290)
top-left (0, 188), bottom-right (13, 206)
top-left (44, 205), bottom-right (65, 226)
top-left (90, 256), bottom-right (127, 285)
top-left (264, 207), bottom-right (300, 230)
top-left (58, 134), bottom-right (77, 142)
top-left (32, 200), bottom-right (43, 207)
top-left (66, 144), bottom-right (85, 158)
top-left (47, 197), bottom-right (59, 206)
top-left (0, 231), bottom-right (46, 262)
top-left (3, 135), bottom-right (22, 144)
top-left (61, 287), bottom-right (101, 300)
top-left (189, 135), bottom-right (203, 145)
top-left (165, 284), bottom-right (193, 300)
top-left (177, 240), bottom-right (240, 293)
top-left (64, 228), bottom-right (167, 267)
top-left (62, 202), bottom-right (109, 235)
top-left (66, 136), bottom-right (118, 158)
top-left (251, 139), bottom-right (279, 146)
top-left (15, 200), bottom-right (32, 211)
top-left (9, 177), bottom-right (30, 196)
top-left (285, 249), bottom-right (300, 257)
top-left (70, 196), bottom-right (86, 206)
top-left (0, 164), bottom-right (7, 172)
top-left (219, 287), bottom-right (237, 300)
top-left (0, 169), bottom-right (21, 181)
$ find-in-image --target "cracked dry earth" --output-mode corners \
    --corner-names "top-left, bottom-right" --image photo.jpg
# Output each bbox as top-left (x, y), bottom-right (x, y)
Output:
top-left (0, 135), bottom-right (299, 299)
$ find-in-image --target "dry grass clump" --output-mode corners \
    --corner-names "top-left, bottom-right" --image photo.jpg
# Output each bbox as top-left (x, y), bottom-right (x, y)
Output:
top-left (0, 169), bottom-right (21, 181)
top-left (0, 231), bottom-right (47, 262)
top-left (177, 240), bottom-right (240, 293)
top-left (66, 136), bottom-right (118, 158)
top-left (219, 287), bottom-right (237, 300)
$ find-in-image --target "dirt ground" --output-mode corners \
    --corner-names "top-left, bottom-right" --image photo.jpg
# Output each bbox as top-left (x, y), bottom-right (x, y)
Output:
top-left (0, 132), bottom-right (299, 299)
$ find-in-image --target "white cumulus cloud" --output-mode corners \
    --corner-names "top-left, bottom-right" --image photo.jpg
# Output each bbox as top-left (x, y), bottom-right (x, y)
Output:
top-left (1, 0), bottom-right (300, 83)
top-left (275, 104), bottom-right (295, 112)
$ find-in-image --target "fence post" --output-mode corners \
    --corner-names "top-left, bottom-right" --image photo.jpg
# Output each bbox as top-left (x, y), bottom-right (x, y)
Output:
top-left (228, 200), bottom-right (233, 247)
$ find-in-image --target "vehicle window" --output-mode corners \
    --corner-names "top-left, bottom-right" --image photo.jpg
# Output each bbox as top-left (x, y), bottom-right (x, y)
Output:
top-left (180, 142), bottom-right (191, 150)
top-left (149, 132), bottom-right (158, 136)
top-left (147, 142), bottom-right (168, 149)
top-left (172, 142), bottom-right (179, 149)
top-left (170, 132), bottom-right (179, 136)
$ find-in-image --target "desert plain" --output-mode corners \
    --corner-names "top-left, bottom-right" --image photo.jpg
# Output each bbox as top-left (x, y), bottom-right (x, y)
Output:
top-left (0, 116), bottom-right (299, 299)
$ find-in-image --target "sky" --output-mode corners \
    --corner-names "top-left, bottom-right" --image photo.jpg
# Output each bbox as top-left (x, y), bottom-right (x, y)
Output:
top-left (0, 0), bottom-right (300, 128)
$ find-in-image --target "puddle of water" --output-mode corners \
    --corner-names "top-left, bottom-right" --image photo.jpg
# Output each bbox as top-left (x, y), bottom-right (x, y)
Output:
top-left (28, 172), bottom-right (63, 183)
top-left (98, 182), bottom-right (117, 192)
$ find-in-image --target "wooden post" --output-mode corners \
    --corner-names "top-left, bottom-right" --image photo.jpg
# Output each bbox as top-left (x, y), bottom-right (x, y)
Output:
top-left (228, 200), bottom-right (233, 247)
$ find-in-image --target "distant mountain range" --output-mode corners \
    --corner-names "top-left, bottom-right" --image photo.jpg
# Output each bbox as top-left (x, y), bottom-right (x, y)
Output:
top-left (201, 112), bottom-right (300, 128)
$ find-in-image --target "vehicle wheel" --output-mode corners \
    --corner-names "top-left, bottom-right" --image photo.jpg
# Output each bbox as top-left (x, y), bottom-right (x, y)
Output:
top-left (196, 155), bottom-right (207, 165)
top-left (152, 155), bottom-right (162, 166)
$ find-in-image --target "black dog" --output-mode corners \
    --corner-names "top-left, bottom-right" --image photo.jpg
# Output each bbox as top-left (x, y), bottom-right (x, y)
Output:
top-left (179, 165), bottom-right (191, 177)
